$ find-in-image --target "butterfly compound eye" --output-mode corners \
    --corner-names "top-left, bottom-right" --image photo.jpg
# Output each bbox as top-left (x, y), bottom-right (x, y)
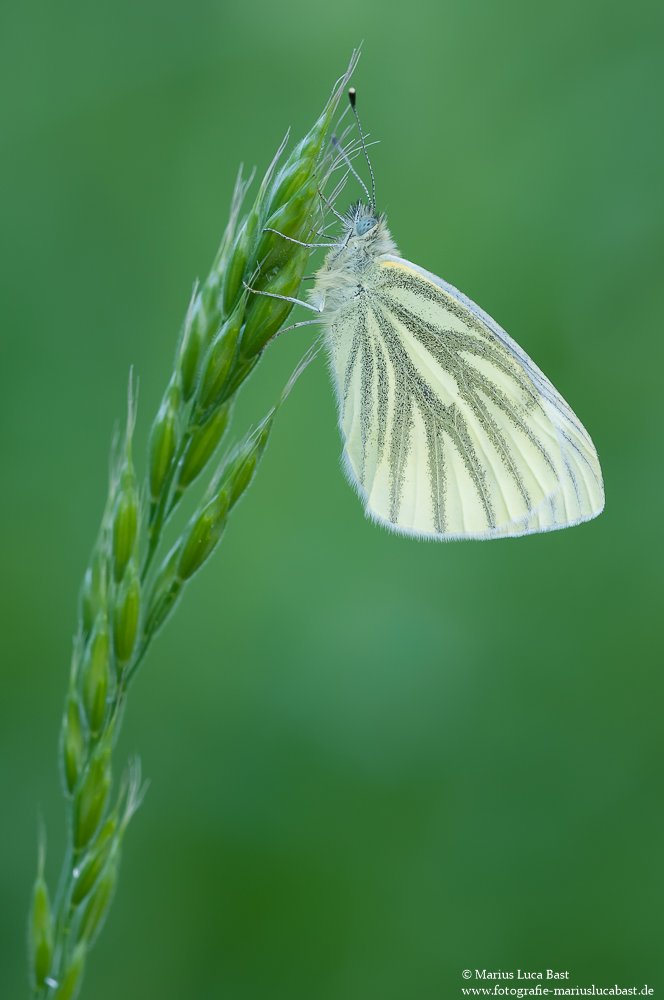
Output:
top-left (356, 217), bottom-right (377, 236)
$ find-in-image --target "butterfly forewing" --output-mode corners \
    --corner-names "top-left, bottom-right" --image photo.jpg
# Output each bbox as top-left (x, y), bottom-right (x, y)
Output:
top-left (326, 254), bottom-right (604, 540)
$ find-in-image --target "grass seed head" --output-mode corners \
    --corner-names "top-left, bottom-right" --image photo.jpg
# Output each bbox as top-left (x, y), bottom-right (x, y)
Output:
top-left (74, 738), bottom-right (112, 852)
top-left (214, 352), bottom-right (260, 407)
top-left (175, 401), bottom-right (231, 495)
top-left (222, 206), bottom-right (259, 316)
top-left (70, 817), bottom-right (116, 907)
top-left (32, 54), bottom-right (359, 998)
top-left (62, 695), bottom-right (87, 795)
top-left (176, 168), bottom-right (251, 400)
top-left (184, 285), bottom-right (222, 390)
top-left (52, 942), bottom-right (86, 1000)
top-left (200, 274), bottom-right (222, 330)
top-left (217, 412), bottom-right (275, 511)
top-left (221, 102), bottom-right (329, 318)
top-left (144, 546), bottom-right (184, 638)
top-left (241, 245), bottom-right (309, 358)
top-left (253, 181), bottom-right (318, 279)
top-left (148, 380), bottom-right (180, 504)
top-left (81, 614), bottom-right (110, 737)
top-left (29, 835), bottom-right (53, 990)
top-left (80, 551), bottom-right (107, 638)
top-left (112, 465), bottom-right (138, 585)
top-left (112, 376), bottom-right (139, 583)
top-left (113, 565), bottom-right (140, 668)
top-left (177, 492), bottom-right (230, 581)
top-left (177, 290), bottom-right (205, 402)
top-left (269, 103), bottom-right (333, 208)
top-left (75, 858), bottom-right (117, 946)
top-left (197, 297), bottom-right (245, 411)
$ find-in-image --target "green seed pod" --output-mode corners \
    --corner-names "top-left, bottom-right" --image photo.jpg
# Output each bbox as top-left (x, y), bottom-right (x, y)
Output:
top-left (222, 208), bottom-right (259, 316)
top-left (113, 565), bottom-right (140, 668)
top-left (229, 454), bottom-right (257, 507)
top-left (199, 278), bottom-right (222, 348)
top-left (219, 354), bottom-right (261, 404)
top-left (221, 55), bottom-right (350, 319)
top-left (217, 96), bottom-right (335, 348)
top-left (178, 304), bottom-right (203, 402)
top-left (62, 695), bottom-right (86, 795)
top-left (71, 817), bottom-right (116, 906)
top-left (241, 245), bottom-right (310, 359)
top-left (175, 402), bottom-right (231, 495)
top-left (269, 113), bottom-right (329, 209)
top-left (253, 181), bottom-right (317, 277)
top-left (196, 299), bottom-right (244, 411)
top-left (179, 287), bottom-right (223, 401)
top-left (148, 381), bottom-right (180, 504)
top-left (201, 271), bottom-right (220, 314)
top-left (76, 859), bottom-right (117, 945)
top-left (80, 551), bottom-right (106, 638)
top-left (205, 165), bottom-right (253, 320)
top-left (144, 546), bottom-right (183, 638)
top-left (53, 943), bottom-right (85, 1000)
top-left (269, 157), bottom-right (314, 215)
top-left (177, 492), bottom-right (229, 581)
top-left (112, 465), bottom-right (138, 584)
top-left (74, 740), bottom-right (111, 852)
top-left (82, 614), bottom-right (109, 737)
top-left (29, 842), bottom-right (53, 991)
top-left (229, 417), bottom-right (274, 509)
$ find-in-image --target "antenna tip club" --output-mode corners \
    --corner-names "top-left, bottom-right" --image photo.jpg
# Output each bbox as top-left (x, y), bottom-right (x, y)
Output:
top-left (348, 87), bottom-right (356, 108)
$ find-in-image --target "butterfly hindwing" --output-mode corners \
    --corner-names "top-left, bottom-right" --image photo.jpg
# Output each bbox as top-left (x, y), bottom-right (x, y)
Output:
top-left (325, 255), bottom-right (604, 539)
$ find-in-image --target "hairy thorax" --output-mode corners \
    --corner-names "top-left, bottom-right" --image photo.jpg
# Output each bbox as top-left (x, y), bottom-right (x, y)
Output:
top-left (310, 216), bottom-right (398, 321)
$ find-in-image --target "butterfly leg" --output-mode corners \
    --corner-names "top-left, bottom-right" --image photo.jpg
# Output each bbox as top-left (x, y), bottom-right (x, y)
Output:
top-left (268, 318), bottom-right (322, 342)
top-left (242, 281), bottom-right (322, 314)
top-left (328, 228), bottom-right (352, 264)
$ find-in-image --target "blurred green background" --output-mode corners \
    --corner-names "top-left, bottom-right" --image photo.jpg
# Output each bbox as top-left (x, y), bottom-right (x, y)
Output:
top-left (2, 0), bottom-right (663, 996)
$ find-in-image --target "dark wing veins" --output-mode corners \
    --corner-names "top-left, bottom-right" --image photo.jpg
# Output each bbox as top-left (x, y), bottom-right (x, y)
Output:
top-left (371, 299), bottom-right (495, 532)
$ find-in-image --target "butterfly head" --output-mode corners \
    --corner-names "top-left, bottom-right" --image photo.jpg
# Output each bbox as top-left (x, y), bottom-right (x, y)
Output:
top-left (348, 200), bottom-right (379, 238)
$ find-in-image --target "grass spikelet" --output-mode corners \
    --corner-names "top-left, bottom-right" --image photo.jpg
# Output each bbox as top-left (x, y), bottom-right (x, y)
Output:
top-left (28, 827), bottom-right (53, 992)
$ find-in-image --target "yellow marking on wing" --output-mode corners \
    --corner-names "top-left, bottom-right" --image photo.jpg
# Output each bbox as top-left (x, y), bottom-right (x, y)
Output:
top-left (380, 260), bottom-right (439, 284)
top-left (381, 260), bottom-right (420, 273)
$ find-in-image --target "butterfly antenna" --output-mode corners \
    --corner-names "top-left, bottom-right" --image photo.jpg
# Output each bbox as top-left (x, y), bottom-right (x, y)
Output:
top-left (348, 88), bottom-right (376, 213)
top-left (330, 135), bottom-right (372, 209)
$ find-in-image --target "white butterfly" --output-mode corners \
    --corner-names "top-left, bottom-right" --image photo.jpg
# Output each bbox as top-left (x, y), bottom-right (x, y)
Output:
top-left (258, 95), bottom-right (605, 540)
top-left (309, 202), bottom-right (604, 540)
